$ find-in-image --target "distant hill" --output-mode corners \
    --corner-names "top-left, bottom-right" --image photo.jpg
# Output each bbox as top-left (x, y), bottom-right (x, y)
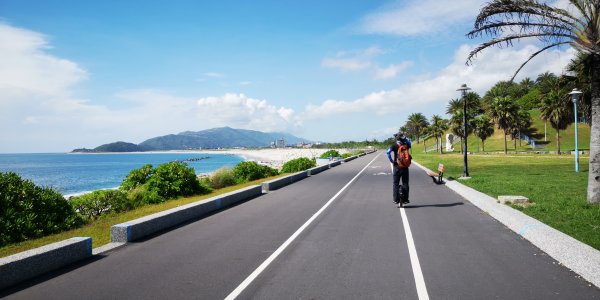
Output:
top-left (72, 127), bottom-right (311, 152)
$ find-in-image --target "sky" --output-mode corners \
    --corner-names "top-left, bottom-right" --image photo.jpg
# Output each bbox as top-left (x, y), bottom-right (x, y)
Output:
top-left (0, 0), bottom-right (576, 153)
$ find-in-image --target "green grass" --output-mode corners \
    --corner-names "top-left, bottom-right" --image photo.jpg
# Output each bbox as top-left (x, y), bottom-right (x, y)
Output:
top-left (413, 151), bottom-right (600, 250)
top-left (0, 177), bottom-right (282, 258)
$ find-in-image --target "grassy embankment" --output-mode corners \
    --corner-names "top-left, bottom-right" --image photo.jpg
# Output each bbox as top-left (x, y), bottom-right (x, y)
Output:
top-left (411, 137), bottom-right (599, 250)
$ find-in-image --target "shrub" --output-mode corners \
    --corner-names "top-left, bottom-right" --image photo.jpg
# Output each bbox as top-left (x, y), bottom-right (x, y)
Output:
top-left (0, 172), bottom-right (83, 246)
top-left (146, 161), bottom-right (210, 199)
top-left (281, 157), bottom-right (316, 173)
top-left (233, 161), bottom-right (278, 183)
top-left (320, 150), bottom-right (341, 159)
top-left (208, 167), bottom-right (237, 189)
top-left (127, 185), bottom-right (165, 205)
top-left (70, 189), bottom-right (129, 220)
top-left (120, 164), bottom-right (154, 191)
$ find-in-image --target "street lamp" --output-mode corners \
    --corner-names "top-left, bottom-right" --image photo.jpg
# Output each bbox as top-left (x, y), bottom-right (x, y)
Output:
top-left (569, 88), bottom-right (583, 172)
top-left (457, 83), bottom-right (471, 178)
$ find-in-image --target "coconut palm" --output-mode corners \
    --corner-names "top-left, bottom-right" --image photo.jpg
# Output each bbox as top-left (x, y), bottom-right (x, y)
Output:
top-left (567, 52), bottom-right (593, 124)
top-left (473, 114), bottom-right (495, 152)
top-left (429, 115), bottom-right (449, 153)
top-left (466, 0), bottom-right (600, 204)
top-left (539, 89), bottom-right (573, 154)
top-left (488, 96), bottom-right (519, 154)
top-left (405, 113), bottom-right (430, 144)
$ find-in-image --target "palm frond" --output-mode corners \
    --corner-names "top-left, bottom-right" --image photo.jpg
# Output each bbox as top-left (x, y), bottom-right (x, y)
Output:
top-left (509, 41), bottom-right (572, 82)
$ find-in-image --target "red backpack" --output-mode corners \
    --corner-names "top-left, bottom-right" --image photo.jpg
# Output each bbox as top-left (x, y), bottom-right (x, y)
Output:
top-left (397, 144), bottom-right (411, 168)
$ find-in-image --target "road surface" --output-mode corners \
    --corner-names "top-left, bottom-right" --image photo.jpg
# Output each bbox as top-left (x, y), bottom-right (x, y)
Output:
top-left (2, 152), bottom-right (599, 299)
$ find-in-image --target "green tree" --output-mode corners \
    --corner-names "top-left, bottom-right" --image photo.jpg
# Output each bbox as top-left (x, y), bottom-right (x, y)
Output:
top-left (473, 115), bottom-right (495, 152)
top-left (539, 89), bottom-right (573, 154)
top-left (429, 115), bottom-right (449, 153)
top-left (466, 0), bottom-right (600, 204)
top-left (405, 113), bottom-right (430, 143)
top-left (488, 96), bottom-right (518, 154)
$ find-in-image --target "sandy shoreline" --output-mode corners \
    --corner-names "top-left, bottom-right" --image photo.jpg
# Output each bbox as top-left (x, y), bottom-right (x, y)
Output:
top-left (186, 148), bottom-right (348, 168)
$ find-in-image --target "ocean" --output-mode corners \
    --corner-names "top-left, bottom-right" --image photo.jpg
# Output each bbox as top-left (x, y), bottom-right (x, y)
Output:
top-left (0, 152), bottom-right (244, 197)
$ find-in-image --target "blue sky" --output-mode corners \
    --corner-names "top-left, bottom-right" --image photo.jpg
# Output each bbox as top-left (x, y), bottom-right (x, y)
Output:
top-left (0, 0), bottom-right (575, 152)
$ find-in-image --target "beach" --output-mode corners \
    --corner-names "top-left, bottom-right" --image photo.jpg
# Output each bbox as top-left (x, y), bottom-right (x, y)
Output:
top-left (199, 148), bottom-right (349, 168)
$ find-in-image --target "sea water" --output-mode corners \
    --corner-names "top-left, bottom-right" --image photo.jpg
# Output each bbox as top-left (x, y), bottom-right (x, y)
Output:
top-left (0, 152), bottom-right (243, 197)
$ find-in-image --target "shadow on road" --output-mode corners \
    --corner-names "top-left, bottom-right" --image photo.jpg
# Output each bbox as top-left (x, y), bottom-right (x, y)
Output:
top-left (0, 255), bottom-right (106, 297)
top-left (403, 202), bottom-right (464, 209)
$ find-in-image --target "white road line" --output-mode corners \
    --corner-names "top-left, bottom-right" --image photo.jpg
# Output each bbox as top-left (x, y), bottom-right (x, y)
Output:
top-left (400, 208), bottom-right (430, 300)
top-left (224, 153), bottom-right (382, 300)
top-left (390, 163), bottom-right (430, 300)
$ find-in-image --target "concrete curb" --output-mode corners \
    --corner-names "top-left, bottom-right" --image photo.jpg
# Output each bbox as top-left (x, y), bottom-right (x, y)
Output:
top-left (0, 237), bottom-right (92, 290)
top-left (413, 161), bottom-right (600, 288)
top-left (111, 185), bottom-right (263, 243)
top-left (262, 171), bottom-right (309, 193)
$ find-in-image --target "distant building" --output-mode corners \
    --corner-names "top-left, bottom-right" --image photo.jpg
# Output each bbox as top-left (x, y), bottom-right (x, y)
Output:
top-left (277, 138), bottom-right (285, 148)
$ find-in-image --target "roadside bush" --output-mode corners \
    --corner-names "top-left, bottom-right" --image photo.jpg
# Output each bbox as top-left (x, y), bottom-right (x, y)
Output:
top-left (208, 167), bottom-right (237, 189)
top-left (320, 150), bottom-right (341, 159)
top-left (341, 153), bottom-right (352, 159)
top-left (0, 172), bottom-right (83, 246)
top-left (146, 161), bottom-right (210, 199)
top-left (127, 185), bottom-right (165, 205)
top-left (120, 164), bottom-right (154, 191)
top-left (233, 161), bottom-right (278, 183)
top-left (281, 157), bottom-right (316, 173)
top-left (70, 189), bottom-right (129, 220)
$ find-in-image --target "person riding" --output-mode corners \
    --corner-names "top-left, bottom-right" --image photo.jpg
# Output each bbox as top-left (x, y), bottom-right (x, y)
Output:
top-left (386, 132), bottom-right (412, 206)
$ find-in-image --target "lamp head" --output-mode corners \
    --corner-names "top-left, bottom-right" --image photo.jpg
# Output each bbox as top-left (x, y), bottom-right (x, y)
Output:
top-left (568, 88), bottom-right (583, 103)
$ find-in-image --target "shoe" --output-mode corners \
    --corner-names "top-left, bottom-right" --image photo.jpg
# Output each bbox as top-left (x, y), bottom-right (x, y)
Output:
top-left (402, 199), bottom-right (410, 204)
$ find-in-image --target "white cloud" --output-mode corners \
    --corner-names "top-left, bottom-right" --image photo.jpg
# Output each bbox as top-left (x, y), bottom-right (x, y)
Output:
top-left (321, 57), bottom-right (372, 71)
top-left (375, 62), bottom-right (413, 79)
top-left (358, 0), bottom-right (484, 36)
top-left (305, 44), bottom-right (575, 121)
top-left (322, 46), bottom-right (410, 79)
top-left (196, 93), bottom-right (299, 132)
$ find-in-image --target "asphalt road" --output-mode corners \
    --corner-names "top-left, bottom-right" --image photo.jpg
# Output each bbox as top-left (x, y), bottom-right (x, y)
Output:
top-left (2, 152), bottom-right (599, 299)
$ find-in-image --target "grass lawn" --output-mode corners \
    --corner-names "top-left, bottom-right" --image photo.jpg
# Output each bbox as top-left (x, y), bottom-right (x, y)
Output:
top-left (412, 151), bottom-right (600, 250)
top-left (0, 177), bottom-right (278, 258)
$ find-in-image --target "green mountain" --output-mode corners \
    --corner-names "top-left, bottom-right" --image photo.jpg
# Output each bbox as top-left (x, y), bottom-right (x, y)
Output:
top-left (72, 127), bottom-right (311, 152)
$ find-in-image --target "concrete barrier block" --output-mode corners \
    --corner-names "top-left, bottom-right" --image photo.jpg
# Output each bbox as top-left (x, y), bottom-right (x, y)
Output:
top-left (0, 237), bottom-right (92, 290)
top-left (111, 185), bottom-right (262, 243)
top-left (343, 156), bottom-right (357, 162)
top-left (262, 171), bottom-right (309, 192)
top-left (329, 161), bottom-right (341, 168)
top-left (308, 165), bottom-right (329, 176)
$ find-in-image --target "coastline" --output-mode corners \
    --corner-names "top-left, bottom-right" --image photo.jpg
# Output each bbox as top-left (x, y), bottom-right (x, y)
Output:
top-left (190, 148), bottom-right (343, 168)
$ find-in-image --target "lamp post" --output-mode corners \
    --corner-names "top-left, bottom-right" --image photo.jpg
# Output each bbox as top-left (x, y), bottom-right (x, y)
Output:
top-left (457, 83), bottom-right (471, 178)
top-left (569, 88), bottom-right (583, 172)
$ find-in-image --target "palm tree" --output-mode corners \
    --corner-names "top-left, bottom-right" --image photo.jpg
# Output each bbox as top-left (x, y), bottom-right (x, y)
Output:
top-left (488, 96), bottom-right (518, 154)
top-left (510, 109), bottom-right (532, 149)
top-left (567, 52), bottom-right (592, 124)
top-left (539, 89), bottom-right (573, 154)
top-left (466, 0), bottom-right (600, 204)
top-left (406, 113), bottom-right (429, 144)
top-left (429, 115), bottom-right (449, 153)
top-left (473, 115), bottom-right (495, 152)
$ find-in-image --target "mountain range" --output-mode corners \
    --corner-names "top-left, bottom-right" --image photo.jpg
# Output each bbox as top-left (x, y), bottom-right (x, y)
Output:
top-left (71, 127), bottom-right (312, 152)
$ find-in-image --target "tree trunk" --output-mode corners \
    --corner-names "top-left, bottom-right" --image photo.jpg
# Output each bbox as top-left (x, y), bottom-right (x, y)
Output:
top-left (482, 139), bottom-right (485, 152)
top-left (503, 129), bottom-right (507, 154)
top-left (556, 130), bottom-right (561, 155)
top-left (587, 53), bottom-right (600, 204)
